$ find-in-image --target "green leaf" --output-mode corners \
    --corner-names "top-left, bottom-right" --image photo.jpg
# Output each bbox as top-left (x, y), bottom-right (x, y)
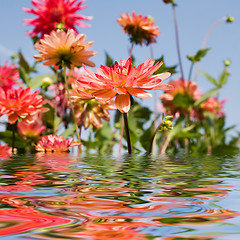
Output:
top-left (172, 93), bottom-right (194, 108)
top-left (153, 56), bottom-right (177, 75)
top-left (201, 71), bottom-right (218, 86)
top-left (167, 119), bottom-right (184, 139)
top-left (28, 74), bottom-right (56, 89)
top-left (19, 66), bottom-right (30, 86)
top-left (140, 123), bottom-right (154, 151)
top-left (194, 87), bottom-right (220, 106)
top-left (175, 131), bottom-right (202, 139)
top-left (18, 52), bottom-right (30, 73)
top-left (187, 48), bottom-right (211, 63)
top-left (105, 52), bottom-right (114, 67)
top-left (0, 131), bottom-right (26, 148)
top-left (218, 68), bottom-right (230, 87)
top-left (60, 124), bottom-right (76, 138)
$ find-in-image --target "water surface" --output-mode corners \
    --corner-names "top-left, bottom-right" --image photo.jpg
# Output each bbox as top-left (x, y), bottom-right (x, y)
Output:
top-left (0, 152), bottom-right (240, 239)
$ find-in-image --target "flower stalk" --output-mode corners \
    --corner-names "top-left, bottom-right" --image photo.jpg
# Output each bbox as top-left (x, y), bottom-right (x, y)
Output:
top-left (63, 65), bottom-right (81, 144)
top-left (172, 5), bottom-right (184, 80)
top-left (123, 113), bottom-right (132, 154)
top-left (12, 121), bottom-right (17, 153)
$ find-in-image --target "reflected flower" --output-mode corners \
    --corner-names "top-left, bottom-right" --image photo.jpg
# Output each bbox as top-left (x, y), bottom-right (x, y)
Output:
top-left (117, 11), bottom-right (160, 46)
top-left (35, 135), bottom-right (82, 152)
top-left (0, 87), bottom-right (45, 124)
top-left (0, 207), bottom-right (72, 236)
top-left (73, 58), bottom-right (171, 113)
top-left (0, 62), bottom-right (19, 90)
top-left (23, 0), bottom-right (92, 38)
top-left (34, 29), bottom-right (97, 69)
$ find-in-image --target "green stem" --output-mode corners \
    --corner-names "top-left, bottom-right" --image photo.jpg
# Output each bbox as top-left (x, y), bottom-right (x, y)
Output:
top-left (188, 62), bottom-right (194, 81)
top-left (12, 121), bottom-right (17, 153)
top-left (123, 113), bottom-right (132, 154)
top-left (194, 17), bottom-right (226, 82)
top-left (172, 5), bottom-right (184, 80)
top-left (63, 66), bottom-right (81, 143)
top-left (148, 121), bottom-right (162, 154)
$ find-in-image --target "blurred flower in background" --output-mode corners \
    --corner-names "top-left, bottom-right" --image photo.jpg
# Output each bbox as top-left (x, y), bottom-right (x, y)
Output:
top-left (0, 62), bottom-right (20, 91)
top-left (117, 11), bottom-right (160, 46)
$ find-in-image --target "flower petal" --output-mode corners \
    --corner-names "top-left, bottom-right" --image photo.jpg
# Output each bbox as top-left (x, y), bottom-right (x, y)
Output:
top-left (115, 94), bottom-right (131, 113)
top-left (93, 90), bottom-right (116, 101)
top-left (127, 88), bottom-right (152, 99)
top-left (8, 113), bottom-right (18, 124)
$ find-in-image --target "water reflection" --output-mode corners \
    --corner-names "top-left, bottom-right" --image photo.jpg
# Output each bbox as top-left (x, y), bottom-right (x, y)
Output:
top-left (0, 153), bottom-right (239, 239)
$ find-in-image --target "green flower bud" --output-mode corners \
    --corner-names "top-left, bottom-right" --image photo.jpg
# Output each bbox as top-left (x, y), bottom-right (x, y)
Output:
top-left (226, 16), bottom-right (234, 23)
top-left (148, 16), bottom-right (154, 22)
top-left (41, 76), bottom-right (52, 90)
top-left (165, 115), bottom-right (173, 120)
top-left (55, 22), bottom-right (67, 31)
top-left (224, 59), bottom-right (231, 67)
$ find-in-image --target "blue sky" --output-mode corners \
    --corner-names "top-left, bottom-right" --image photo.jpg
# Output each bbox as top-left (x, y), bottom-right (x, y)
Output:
top-left (0, 0), bottom-right (240, 133)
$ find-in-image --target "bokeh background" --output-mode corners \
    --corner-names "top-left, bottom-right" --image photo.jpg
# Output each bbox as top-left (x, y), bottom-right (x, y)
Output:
top-left (0, 0), bottom-right (239, 134)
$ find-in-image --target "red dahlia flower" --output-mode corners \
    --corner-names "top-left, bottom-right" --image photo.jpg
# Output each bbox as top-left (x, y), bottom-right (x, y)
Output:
top-left (23, 0), bottom-right (92, 38)
top-left (0, 87), bottom-right (46, 124)
top-left (0, 62), bottom-right (19, 90)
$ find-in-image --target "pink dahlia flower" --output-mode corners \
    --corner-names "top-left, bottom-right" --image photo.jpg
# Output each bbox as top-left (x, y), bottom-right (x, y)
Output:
top-left (117, 11), bottom-right (160, 46)
top-left (160, 78), bottom-right (201, 117)
top-left (18, 119), bottom-right (46, 140)
top-left (0, 87), bottom-right (46, 124)
top-left (0, 62), bottom-right (20, 90)
top-left (34, 29), bottom-right (97, 69)
top-left (23, 0), bottom-right (92, 38)
top-left (197, 97), bottom-right (226, 119)
top-left (73, 58), bottom-right (171, 113)
top-left (35, 135), bottom-right (82, 152)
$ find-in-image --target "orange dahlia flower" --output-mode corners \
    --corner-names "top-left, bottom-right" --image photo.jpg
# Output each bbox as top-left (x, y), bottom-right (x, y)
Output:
top-left (73, 58), bottom-right (171, 113)
top-left (34, 29), bottom-right (97, 69)
top-left (35, 135), bottom-right (82, 152)
top-left (23, 0), bottom-right (92, 38)
top-left (17, 119), bottom-right (46, 140)
top-left (0, 87), bottom-right (45, 124)
top-left (0, 62), bottom-right (20, 90)
top-left (117, 11), bottom-right (160, 46)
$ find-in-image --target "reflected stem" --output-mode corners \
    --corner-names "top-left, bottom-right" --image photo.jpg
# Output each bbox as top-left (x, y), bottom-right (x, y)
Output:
top-left (123, 113), bottom-right (132, 154)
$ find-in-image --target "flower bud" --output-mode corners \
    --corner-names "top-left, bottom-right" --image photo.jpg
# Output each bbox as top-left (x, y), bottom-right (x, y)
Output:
top-left (41, 76), bottom-right (52, 90)
top-left (224, 59), bottom-right (231, 67)
top-left (55, 22), bottom-right (67, 31)
top-left (162, 0), bottom-right (176, 5)
top-left (226, 16), bottom-right (234, 23)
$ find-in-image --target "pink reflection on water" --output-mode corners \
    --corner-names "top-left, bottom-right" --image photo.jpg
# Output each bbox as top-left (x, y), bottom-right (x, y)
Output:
top-left (0, 154), bottom-right (238, 239)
